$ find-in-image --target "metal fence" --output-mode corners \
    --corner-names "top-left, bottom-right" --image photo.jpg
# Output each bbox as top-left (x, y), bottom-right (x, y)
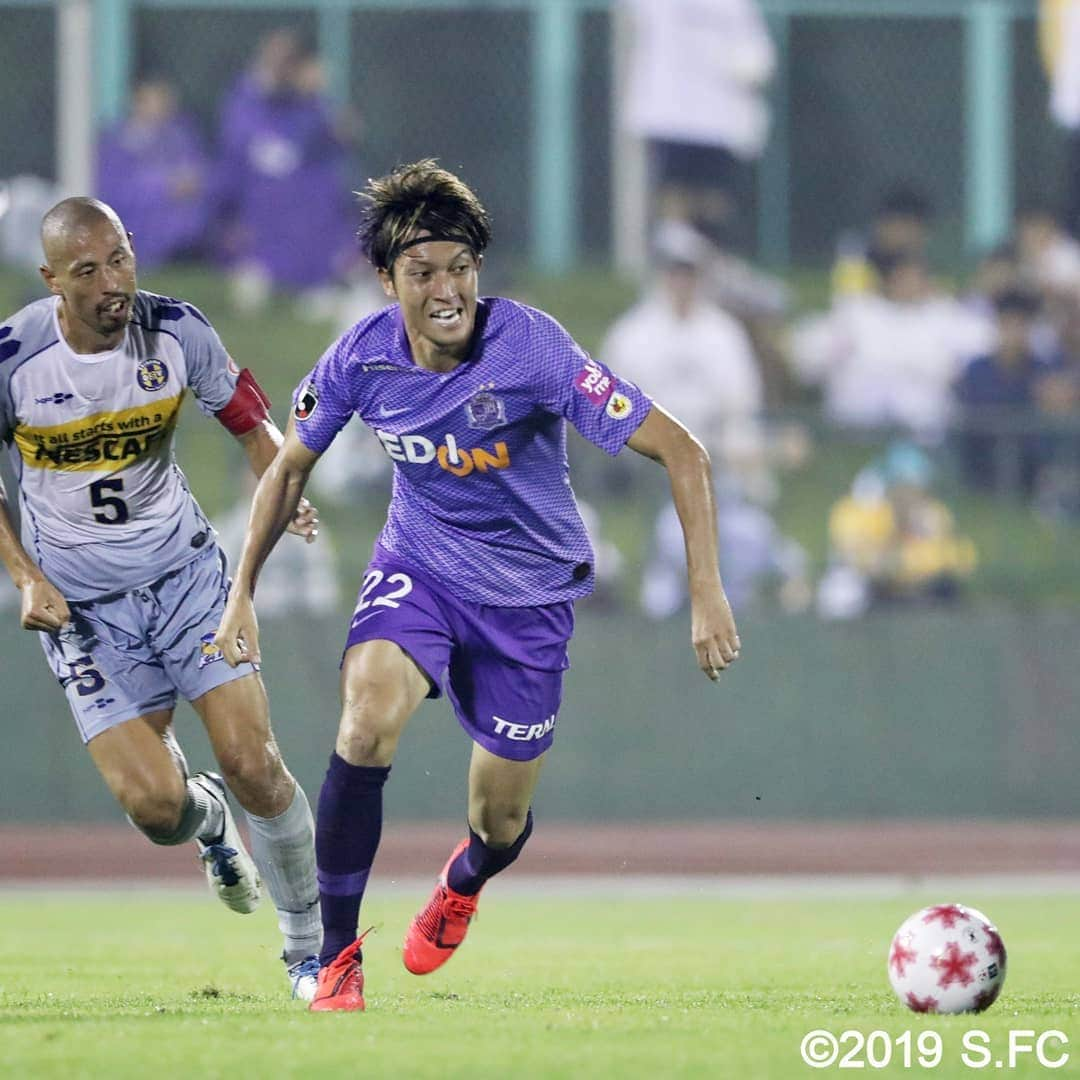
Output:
top-left (0, 0), bottom-right (1057, 273)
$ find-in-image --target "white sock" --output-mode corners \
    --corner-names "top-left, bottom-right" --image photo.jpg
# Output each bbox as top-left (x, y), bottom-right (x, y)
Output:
top-left (189, 779), bottom-right (226, 844)
top-left (244, 783), bottom-right (321, 963)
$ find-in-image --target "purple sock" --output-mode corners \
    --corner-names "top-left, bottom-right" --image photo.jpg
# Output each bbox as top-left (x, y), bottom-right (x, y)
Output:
top-left (316, 753), bottom-right (390, 966)
top-left (446, 810), bottom-right (534, 896)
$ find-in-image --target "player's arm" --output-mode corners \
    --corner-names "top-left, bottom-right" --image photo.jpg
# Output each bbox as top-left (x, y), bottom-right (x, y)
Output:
top-left (214, 417), bottom-right (321, 667)
top-left (626, 403), bottom-right (741, 681)
top-left (0, 480), bottom-right (70, 631)
top-left (215, 367), bottom-right (318, 542)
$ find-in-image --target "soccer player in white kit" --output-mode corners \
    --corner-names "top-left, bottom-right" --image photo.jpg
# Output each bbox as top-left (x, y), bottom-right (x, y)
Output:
top-left (0, 198), bottom-right (322, 999)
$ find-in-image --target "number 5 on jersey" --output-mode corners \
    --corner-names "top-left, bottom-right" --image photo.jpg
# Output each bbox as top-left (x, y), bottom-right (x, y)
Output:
top-left (89, 478), bottom-right (129, 524)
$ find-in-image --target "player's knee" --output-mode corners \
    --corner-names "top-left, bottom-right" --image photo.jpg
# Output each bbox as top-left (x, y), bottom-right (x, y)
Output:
top-left (335, 719), bottom-right (400, 767)
top-left (216, 740), bottom-right (286, 805)
top-left (127, 788), bottom-right (187, 842)
top-left (337, 688), bottom-right (408, 765)
top-left (472, 804), bottom-right (532, 849)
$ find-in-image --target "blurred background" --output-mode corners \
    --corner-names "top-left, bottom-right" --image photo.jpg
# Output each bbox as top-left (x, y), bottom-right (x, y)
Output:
top-left (2, 0), bottom-right (1080, 846)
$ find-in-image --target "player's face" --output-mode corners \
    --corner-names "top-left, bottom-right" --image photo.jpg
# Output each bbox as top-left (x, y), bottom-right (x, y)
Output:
top-left (41, 216), bottom-right (137, 352)
top-left (380, 240), bottom-right (480, 369)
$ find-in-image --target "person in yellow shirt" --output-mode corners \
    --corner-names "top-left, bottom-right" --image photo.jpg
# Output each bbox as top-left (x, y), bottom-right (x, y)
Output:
top-left (824, 442), bottom-right (977, 612)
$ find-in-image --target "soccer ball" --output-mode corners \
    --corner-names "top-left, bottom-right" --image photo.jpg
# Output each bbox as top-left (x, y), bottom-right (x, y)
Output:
top-left (887, 904), bottom-right (1007, 1014)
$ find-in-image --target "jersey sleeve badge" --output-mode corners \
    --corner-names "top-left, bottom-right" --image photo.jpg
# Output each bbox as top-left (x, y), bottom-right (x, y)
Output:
top-left (573, 358), bottom-right (616, 407)
top-left (294, 383), bottom-right (319, 421)
top-left (605, 392), bottom-right (633, 420)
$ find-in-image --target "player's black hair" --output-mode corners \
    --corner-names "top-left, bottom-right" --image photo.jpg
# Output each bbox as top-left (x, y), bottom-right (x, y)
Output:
top-left (357, 159), bottom-right (492, 272)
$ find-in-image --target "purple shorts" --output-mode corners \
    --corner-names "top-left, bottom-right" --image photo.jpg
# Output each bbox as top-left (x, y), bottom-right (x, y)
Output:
top-left (344, 545), bottom-right (574, 762)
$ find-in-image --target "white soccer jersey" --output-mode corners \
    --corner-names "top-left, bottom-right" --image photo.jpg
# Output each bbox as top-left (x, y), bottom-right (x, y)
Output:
top-left (0, 291), bottom-right (239, 600)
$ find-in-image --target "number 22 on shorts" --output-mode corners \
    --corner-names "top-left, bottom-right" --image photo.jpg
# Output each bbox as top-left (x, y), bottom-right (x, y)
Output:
top-left (352, 570), bottom-right (413, 623)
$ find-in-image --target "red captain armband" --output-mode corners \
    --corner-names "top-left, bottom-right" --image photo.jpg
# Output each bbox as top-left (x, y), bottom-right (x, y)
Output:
top-left (216, 368), bottom-right (272, 435)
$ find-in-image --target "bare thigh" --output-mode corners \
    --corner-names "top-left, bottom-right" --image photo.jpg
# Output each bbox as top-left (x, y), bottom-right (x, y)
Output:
top-left (336, 639), bottom-right (432, 766)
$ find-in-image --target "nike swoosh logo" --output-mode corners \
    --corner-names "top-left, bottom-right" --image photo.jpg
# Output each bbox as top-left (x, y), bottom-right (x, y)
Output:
top-left (378, 404), bottom-right (409, 418)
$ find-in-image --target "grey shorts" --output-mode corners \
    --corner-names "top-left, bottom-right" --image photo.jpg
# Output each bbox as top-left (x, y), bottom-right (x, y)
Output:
top-left (40, 546), bottom-right (257, 743)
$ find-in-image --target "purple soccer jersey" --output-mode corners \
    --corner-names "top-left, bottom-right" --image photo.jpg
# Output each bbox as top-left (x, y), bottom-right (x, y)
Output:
top-left (294, 298), bottom-right (652, 606)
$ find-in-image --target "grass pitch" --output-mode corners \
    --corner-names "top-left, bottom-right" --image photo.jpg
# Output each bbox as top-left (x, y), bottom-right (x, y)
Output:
top-left (0, 887), bottom-right (1076, 1079)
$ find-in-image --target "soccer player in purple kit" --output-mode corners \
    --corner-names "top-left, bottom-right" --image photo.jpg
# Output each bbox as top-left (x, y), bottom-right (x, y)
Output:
top-left (215, 159), bottom-right (741, 1012)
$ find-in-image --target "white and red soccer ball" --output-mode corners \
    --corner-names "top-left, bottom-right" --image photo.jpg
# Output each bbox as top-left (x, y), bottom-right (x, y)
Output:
top-left (887, 903), bottom-right (1007, 1014)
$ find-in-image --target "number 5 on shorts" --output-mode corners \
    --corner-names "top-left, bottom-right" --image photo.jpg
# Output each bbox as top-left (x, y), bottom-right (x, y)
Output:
top-left (66, 654), bottom-right (106, 696)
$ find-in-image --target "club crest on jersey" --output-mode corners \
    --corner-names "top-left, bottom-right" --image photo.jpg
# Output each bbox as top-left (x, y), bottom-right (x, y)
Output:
top-left (136, 358), bottom-right (169, 392)
top-left (465, 390), bottom-right (506, 430)
top-left (294, 383), bottom-right (318, 421)
top-left (197, 632), bottom-right (224, 670)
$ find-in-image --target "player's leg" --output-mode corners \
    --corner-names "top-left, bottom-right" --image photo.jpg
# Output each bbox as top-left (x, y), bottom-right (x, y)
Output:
top-left (307, 640), bottom-right (430, 1012)
top-left (402, 745), bottom-right (540, 975)
top-left (40, 605), bottom-right (258, 910)
top-left (86, 709), bottom-right (256, 908)
top-left (402, 598), bottom-right (570, 976)
top-left (309, 555), bottom-right (455, 1011)
top-left (191, 675), bottom-right (321, 987)
top-left (319, 643), bottom-right (428, 928)
top-left (89, 710), bottom-right (191, 836)
top-left (460, 742), bottom-right (541, 878)
top-left (152, 545), bottom-right (319, 994)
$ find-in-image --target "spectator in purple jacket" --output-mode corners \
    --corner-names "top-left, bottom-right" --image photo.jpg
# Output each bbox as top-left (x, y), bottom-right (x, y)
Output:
top-left (96, 78), bottom-right (213, 270)
top-left (217, 29), bottom-right (358, 311)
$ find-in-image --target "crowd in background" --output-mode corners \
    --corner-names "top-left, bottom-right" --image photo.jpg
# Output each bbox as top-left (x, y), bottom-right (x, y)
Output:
top-left (96, 27), bottom-right (361, 316)
top-left (5, 3), bottom-right (1080, 622)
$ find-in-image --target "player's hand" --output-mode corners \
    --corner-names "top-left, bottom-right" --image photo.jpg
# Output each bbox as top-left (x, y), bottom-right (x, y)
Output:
top-left (20, 577), bottom-right (71, 632)
top-left (689, 580), bottom-right (741, 683)
top-left (215, 592), bottom-right (261, 668)
top-left (286, 496), bottom-right (319, 544)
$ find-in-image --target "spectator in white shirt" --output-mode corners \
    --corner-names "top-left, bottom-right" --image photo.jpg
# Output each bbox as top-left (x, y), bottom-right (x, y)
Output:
top-left (621, 0), bottom-right (775, 247)
top-left (600, 220), bottom-right (765, 476)
top-left (790, 249), bottom-right (990, 441)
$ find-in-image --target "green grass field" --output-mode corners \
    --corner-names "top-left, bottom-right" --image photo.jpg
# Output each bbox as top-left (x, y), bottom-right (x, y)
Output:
top-left (1, 889), bottom-right (1076, 1078)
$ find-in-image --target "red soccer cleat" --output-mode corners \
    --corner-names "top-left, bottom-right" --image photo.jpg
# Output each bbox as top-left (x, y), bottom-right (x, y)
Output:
top-left (309, 932), bottom-right (370, 1013)
top-left (402, 839), bottom-right (481, 975)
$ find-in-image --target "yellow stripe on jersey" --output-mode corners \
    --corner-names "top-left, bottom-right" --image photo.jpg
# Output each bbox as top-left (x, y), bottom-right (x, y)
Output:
top-left (14, 393), bottom-right (185, 471)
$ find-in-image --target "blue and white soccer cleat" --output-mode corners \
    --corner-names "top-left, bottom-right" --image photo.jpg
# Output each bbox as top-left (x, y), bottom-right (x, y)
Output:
top-left (190, 772), bottom-right (261, 914)
top-left (286, 955), bottom-right (321, 1002)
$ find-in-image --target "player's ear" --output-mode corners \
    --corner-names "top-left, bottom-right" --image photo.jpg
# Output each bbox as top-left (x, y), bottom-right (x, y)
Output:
top-left (39, 263), bottom-right (61, 296)
top-left (377, 267), bottom-right (397, 300)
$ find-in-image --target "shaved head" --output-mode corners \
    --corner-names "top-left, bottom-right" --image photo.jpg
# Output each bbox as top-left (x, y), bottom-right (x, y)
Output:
top-left (41, 197), bottom-right (126, 269)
